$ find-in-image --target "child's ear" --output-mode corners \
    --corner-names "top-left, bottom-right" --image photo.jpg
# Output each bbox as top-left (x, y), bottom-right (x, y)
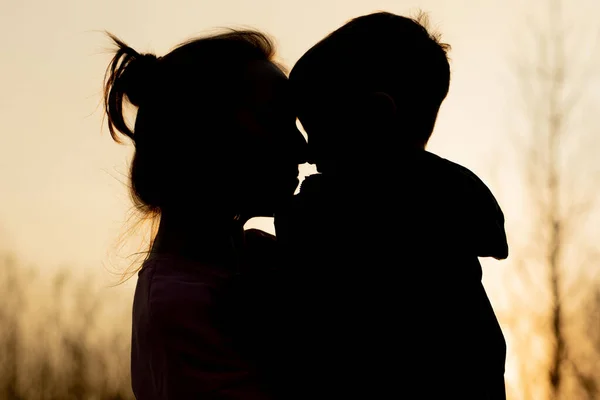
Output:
top-left (365, 92), bottom-right (397, 120)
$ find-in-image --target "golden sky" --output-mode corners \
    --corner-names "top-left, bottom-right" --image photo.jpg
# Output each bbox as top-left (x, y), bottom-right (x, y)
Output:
top-left (0, 0), bottom-right (598, 274)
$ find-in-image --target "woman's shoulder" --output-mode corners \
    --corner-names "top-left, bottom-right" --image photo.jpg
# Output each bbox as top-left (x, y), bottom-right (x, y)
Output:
top-left (138, 256), bottom-right (230, 321)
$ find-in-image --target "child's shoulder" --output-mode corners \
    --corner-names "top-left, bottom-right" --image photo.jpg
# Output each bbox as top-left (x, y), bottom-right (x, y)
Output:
top-left (423, 151), bottom-right (504, 216)
top-left (422, 151), bottom-right (475, 177)
top-left (421, 151), bottom-right (490, 190)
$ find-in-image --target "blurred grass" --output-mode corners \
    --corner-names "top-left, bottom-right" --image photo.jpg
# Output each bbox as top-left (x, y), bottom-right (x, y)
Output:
top-left (1, 252), bottom-right (598, 399)
top-left (0, 255), bottom-right (134, 400)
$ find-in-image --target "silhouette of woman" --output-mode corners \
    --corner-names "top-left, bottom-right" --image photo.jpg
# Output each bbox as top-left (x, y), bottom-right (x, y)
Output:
top-left (103, 30), bottom-right (306, 399)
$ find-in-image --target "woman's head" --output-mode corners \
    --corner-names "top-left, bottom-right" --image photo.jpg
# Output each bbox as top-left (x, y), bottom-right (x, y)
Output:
top-left (104, 30), bottom-right (306, 222)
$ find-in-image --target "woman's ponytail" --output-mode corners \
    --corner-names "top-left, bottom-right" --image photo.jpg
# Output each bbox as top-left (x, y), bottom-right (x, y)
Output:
top-left (103, 33), bottom-right (158, 144)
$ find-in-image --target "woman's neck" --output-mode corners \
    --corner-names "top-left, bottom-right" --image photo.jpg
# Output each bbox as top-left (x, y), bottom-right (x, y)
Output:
top-left (151, 210), bottom-right (248, 265)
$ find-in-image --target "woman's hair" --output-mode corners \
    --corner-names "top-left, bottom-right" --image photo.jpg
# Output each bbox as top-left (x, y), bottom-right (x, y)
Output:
top-left (103, 29), bottom-right (277, 218)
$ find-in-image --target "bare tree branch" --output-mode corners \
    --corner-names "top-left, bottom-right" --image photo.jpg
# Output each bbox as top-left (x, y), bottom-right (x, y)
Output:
top-left (507, 0), bottom-right (600, 398)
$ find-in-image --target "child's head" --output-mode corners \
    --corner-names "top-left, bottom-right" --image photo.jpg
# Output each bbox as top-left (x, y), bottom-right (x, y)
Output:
top-left (289, 11), bottom-right (451, 172)
top-left (104, 30), bottom-right (305, 221)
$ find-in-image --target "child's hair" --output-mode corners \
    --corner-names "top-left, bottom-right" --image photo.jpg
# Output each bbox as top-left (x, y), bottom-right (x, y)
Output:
top-left (103, 29), bottom-right (277, 219)
top-left (290, 11), bottom-right (451, 147)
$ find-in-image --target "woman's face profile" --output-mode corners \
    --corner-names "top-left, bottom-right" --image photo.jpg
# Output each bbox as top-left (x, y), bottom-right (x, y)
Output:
top-left (234, 60), bottom-right (307, 215)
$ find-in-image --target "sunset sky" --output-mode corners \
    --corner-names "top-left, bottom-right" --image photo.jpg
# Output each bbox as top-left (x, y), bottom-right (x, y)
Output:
top-left (0, 0), bottom-right (522, 266)
top-left (1, 0), bottom-right (599, 273)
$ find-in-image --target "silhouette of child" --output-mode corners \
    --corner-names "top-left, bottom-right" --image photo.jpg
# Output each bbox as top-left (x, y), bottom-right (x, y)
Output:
top-left (275, 11), bottom-right (509, 400)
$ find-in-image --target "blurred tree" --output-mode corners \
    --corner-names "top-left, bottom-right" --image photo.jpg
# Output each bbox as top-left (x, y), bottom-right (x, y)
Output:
top-left (508, 0), bottom-right (600, 398)
top-left (0, 255), bottom-right (25, 400)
